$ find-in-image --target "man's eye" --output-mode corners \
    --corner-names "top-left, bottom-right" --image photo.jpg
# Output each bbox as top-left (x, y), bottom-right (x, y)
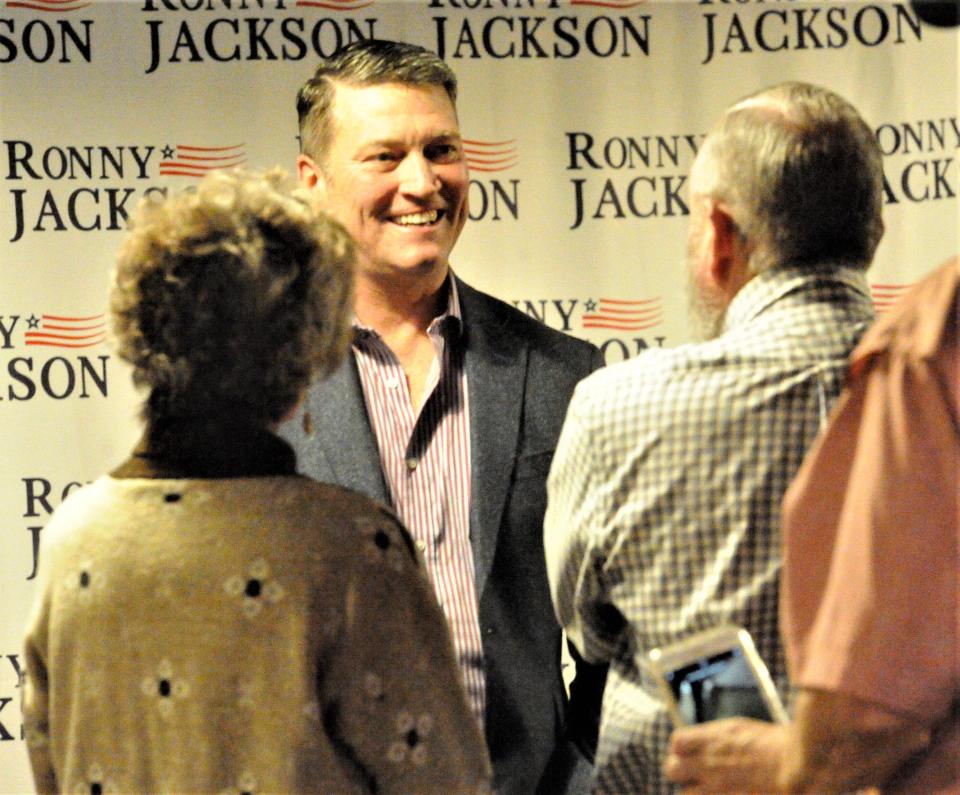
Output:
top-left (428, 144), bottom-right (461, 161)
top-left (362, 150), bottom-right (399, 164)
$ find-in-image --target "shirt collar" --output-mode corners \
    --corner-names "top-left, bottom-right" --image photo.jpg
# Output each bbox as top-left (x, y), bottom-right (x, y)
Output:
top-left (723, 263), bottom-right (872, 332)
top-left (352, 271), bottom-right (465, 344)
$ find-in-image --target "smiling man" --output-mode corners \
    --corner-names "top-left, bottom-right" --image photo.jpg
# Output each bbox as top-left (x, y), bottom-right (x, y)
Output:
top-left (281, 39), bottom-right (606, 794)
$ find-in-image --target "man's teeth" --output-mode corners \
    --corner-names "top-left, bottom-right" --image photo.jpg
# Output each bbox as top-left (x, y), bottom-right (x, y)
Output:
top-left (394, 210), bottom-right (439, 225)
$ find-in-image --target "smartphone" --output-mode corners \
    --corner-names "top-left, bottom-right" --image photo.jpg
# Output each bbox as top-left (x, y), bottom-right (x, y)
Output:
top-left (647, 625), bottom-right (788, 727)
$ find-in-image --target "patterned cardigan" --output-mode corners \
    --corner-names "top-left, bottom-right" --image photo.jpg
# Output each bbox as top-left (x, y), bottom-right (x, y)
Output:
top-left (22, 420), bottom-right (491, 794)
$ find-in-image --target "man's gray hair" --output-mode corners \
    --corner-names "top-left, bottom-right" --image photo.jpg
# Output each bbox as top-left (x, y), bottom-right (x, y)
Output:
top-left (297, 39), bottom-right (458, 163)
top-left (696, 81), bottom-right (884, 274)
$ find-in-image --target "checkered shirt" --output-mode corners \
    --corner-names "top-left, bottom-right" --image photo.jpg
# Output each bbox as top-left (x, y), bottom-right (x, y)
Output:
top-left (544, 264), bottom-right (875, 794)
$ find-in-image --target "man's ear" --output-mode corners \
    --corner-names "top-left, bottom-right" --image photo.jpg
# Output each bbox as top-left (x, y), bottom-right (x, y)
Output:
top-left (705, 201), bottom-right (745, 294)
top-left (296, 154), bottom-right (325, 197)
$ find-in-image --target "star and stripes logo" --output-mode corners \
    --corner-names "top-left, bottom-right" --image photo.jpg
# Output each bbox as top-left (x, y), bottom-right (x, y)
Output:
top-left (23, 313), bottom-right (107, 349)
top-left (159, 143), bottom-right (247, 178)
top-left (581, 296), bottom-right (663, 331)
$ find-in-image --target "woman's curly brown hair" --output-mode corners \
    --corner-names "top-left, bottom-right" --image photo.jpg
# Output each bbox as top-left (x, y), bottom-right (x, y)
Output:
top-left (110, 168), bottom-right (354, 424)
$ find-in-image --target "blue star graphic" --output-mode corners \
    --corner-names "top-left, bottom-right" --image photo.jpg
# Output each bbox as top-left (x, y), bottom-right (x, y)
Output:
top-left (161, 144), bottom-right (176, 160)
top-left (584, 299), bottom-right (598, 313)
top-left (26, 314), bottom-right (40, 329)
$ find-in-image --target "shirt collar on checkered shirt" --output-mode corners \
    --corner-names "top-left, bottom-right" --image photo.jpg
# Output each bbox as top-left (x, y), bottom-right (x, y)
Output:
top-left (722, 262), bottom-right (872, 334)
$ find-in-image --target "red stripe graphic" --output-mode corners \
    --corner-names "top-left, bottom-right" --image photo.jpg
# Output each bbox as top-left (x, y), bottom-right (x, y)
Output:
top-left (463, 139), bottom-right (516, 147)
top-left (463, 139), bottom-right (518, 173)
top-left (43, 313), bottom-right (103, 321)
top-left (175, 145), bottom-right (244, 152)
top-left (6, 0), bottom-right (91, 9)
top-left (25, 314), bottom-right (107, 349)
top-left (41, 323), bottom-right (104, 331)
top-left (159, 144), bottom-right (246, 178)
top-left (295, 0), bottom-right (373, 8)
top-left (468, 164), bottom-right (520, 173)
top-left (870, 283), bottom-right (913, 313)
top-left (24, 340), bottom-right (105, 349)
top-left (570, 0), bottom-right (647, 7)
top-left (583, 297), bottom-right (663, 331)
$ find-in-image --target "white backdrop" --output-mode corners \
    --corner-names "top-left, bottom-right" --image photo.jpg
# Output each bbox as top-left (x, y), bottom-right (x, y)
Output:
top-left (1, 0), bottom-right (957, 790)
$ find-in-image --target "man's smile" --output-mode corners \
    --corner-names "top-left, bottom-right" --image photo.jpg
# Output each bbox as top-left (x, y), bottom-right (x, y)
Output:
top-left (390, 209), bottom-right (442, 226)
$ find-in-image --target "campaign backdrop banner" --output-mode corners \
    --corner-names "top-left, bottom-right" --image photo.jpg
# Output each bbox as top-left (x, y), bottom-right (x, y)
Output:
top-left (1, 0), bottom-right (957, 790)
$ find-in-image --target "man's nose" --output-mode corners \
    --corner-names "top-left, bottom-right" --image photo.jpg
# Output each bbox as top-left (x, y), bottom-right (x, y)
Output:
top-left (398, 152), bottom-right (439, 196)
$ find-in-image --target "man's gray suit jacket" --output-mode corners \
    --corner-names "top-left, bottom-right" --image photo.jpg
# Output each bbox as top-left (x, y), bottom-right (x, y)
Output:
top-left (279, 276), bottom-right (606, 794)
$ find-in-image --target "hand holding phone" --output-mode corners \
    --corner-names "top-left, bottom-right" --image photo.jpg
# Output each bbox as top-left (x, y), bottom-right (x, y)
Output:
top-left (647, 625), bottom-right (788, 727)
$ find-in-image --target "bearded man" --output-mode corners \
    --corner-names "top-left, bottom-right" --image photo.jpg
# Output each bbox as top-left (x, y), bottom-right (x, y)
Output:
top-left (544, 81), bottom-right (883, 794)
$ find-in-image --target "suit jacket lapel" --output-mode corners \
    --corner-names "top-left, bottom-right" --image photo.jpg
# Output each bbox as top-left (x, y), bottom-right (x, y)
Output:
top-left (303, 355), bottom-right (390, 505)
top-left (459, 278), bottom-right (527, 597)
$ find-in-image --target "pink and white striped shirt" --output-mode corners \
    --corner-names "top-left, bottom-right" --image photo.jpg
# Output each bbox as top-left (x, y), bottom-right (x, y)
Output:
top-left (352, 278), bottom-right (485, 725)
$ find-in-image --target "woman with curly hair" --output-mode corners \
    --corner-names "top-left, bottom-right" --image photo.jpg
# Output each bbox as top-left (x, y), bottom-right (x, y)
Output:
top-left (22, 169), bottom-right (491, 795)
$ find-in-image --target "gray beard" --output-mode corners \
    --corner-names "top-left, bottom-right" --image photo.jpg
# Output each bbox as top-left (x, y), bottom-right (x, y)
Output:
top-left (686, 266), bottom-right (727, 341)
